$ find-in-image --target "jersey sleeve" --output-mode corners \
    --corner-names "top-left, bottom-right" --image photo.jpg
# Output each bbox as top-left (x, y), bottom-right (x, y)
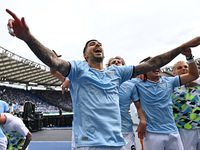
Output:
top-left (3, 101), bottom-right (9, 112)
top-left (130, 80), bottom-right (139, 102)
top-left (172, 75), bottom-right (181, 88)
top-left (67, 61), bottom-right (87, 82)
top-left (116, 65), bottom-right (134, 84)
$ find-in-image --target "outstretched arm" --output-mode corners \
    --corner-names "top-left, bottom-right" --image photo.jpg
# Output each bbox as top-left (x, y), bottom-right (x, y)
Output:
top-left (6, 9), bottom-right (70, 77)
top-left (132, 38), bottom-right (200, 78)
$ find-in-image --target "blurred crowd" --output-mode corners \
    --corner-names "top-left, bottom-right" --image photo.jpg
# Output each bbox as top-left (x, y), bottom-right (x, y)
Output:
top-left (0, 85), bottom-right (72, 113)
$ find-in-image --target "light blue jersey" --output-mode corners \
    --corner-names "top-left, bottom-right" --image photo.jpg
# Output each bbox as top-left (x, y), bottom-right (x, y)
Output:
top-left (68, 61), bottom-right (133, 147)
top-left (119, 79), bottom-right (139, 132)
top-left (134, 76), bottom-right (180, 134)
top-left (0, 100), bottom-right (9, 138)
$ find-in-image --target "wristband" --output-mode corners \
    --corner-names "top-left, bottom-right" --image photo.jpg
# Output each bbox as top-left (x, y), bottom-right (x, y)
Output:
top-left (186, 55), bottom-right (194, 60)
top-left (187, 58), bottom-right (195, 64)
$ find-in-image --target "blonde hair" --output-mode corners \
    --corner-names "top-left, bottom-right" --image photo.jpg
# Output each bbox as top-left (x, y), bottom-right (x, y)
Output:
top-left (106, 56), bottom-right (126, 67)
top-left (173, 60), bottom-right (187, 73)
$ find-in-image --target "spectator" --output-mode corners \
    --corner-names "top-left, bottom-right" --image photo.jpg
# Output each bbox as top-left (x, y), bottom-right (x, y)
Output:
top-left (173, 59), bottom-right (200, 150)
top-left (0, 113), bottom-right (32, 150)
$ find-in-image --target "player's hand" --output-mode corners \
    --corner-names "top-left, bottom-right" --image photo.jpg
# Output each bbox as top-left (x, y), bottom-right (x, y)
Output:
top-left (62, 79), bottom-right (70, 94)
top-left (6, 9), bottom-right (32, 41)
top-left (181, 48), bottom-right (192, 57)
top-left (136, 74), bottom-right (146, 81)
top-left (136, 120), bottom-right (146, 139)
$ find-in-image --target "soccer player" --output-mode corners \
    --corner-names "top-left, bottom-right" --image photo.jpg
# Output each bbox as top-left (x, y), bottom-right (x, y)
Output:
top-left (132, 49), bottom-right (198, 150)
top-left (173, 57), bottom-right (200, 150)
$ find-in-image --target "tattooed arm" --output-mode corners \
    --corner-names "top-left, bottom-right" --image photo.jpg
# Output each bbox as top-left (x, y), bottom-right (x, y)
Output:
top-left (26, 37), bottom-right (71, 77)
top-left (132, 37), bottom-right (200, 78)
top-left (6, 9), bottom-right (70, 77)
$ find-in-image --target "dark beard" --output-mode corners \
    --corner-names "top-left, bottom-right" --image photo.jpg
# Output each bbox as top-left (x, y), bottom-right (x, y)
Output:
top-left (91, 55), bottom-right (105, 63)
top-left (95, 56), bottom-right (104, 63)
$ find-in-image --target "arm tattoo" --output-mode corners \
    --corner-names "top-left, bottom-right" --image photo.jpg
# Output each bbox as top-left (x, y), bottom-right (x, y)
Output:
top-left (26, 36), bottom-right (70, 77)
top-left (132, 46), bottom-right (187, 77)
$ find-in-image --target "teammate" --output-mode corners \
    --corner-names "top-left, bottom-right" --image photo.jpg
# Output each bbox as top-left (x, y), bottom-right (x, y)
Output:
top-left (132, 49), bottom-right (198, 150)
top-left (173, 58), bottom-right (200, 150)
top-left (6, 8), bottom-right (200, 149)
top-left (0, 113), bottom-right (32, 150)
top-left (107, 56), bottom-right (146, 150)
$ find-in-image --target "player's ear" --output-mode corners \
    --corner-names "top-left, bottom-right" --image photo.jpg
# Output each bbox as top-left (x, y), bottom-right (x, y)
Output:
top-left (83, 53), bottom-right (88, 61)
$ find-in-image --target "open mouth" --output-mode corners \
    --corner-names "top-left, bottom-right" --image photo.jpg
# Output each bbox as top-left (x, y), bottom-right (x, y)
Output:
top-left (94, 48), bottom-right (102, 55)
top-left (181, 71), bottom-right (188, 74)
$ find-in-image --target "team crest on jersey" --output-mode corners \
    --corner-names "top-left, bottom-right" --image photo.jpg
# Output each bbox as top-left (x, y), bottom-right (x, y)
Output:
top-left (106, 71), bottom-right (114, 75)
top-left (160, 83), bottom-right (165, 86)
top-left (82, 137), bottom-right (88, 141)
top-left (122, 87), bottom-right (129, 90)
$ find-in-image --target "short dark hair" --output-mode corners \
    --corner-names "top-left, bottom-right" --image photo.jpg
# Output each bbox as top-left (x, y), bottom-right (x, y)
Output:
top-left (139, 56), bottom-right (152, 81)
top-left (83, 39), bottom-right (97, 53)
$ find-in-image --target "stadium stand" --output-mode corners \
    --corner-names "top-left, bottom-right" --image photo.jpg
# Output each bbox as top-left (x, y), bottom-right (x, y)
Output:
top-left (0, 46), bottom-right (200, 150)
top-left (0, 46), bottom-right (72, 111)
top-left (0, 45), bottom-right (200, 114)
top-left (0, 45), bottom-right (200, 129)
top-left (0, 85), bottom-right (72, 113)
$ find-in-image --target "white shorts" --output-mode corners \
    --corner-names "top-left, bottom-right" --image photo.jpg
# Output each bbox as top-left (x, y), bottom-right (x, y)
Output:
top-left (179, 128), bottom-right (200, 150)
top-left (143, 132), bottom-right (183, 150)
top-left (0, 136), bottom-right (7, 150)
top-left (76, 147), bottom-right (122, 150)
top-left (122, 132), bottom-right (136, 150)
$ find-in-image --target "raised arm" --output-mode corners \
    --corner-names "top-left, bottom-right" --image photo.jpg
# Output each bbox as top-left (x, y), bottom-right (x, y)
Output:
top-left (179, 49), bottom-right (199, 85)
top-left (132, 37), bottom-right (200, 78)
top-left (6, 9), bottom-right (70, 77)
